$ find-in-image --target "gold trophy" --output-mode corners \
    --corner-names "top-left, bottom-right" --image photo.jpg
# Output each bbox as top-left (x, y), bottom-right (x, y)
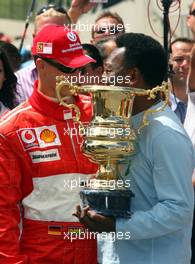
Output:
top-left (56, 77), bottom-right (169, 217)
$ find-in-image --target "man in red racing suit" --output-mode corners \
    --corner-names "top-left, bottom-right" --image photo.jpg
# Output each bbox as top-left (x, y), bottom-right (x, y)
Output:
top-left (0, 25), bottom-right (98, 264)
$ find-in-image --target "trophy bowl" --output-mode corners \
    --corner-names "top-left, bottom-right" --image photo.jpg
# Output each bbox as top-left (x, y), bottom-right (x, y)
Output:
top-left (56, 77), bottom-right (169, 218)
top-left (77, 85), bottom-right (139, 218)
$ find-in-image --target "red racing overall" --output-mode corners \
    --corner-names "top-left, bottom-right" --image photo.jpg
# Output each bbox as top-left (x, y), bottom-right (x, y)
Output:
top-left (0, 81), bottom-right (98, 264)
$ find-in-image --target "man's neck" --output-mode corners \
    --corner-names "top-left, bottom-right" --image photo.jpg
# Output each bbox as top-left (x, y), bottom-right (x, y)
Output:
top-left (132, 96), bottom-right (159, 116)
top-left (170, 81), bottom-right (188, 103)
top-left (37, 81), bottom-right (75, 104)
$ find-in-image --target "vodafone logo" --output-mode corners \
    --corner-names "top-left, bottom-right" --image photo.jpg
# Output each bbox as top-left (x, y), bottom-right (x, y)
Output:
top-left (21, 129), bottom-right (36, 144)
top-left (17, 128), bottom-right (39, 150)
top-left (67, 32), bottom-right (77, 42)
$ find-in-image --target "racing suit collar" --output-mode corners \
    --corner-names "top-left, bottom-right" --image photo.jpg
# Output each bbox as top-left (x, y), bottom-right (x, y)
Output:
top-left (29, 80), bottom-right (84, 121)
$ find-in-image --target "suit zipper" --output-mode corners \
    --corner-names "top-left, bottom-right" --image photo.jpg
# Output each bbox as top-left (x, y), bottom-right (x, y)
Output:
top-left (66, 120), bottom-right (77, 160)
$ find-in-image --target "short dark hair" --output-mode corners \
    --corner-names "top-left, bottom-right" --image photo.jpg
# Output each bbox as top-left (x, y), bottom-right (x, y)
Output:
top-left (82, 44), bottom-right (103, 69)
top-left (169, 37), bottom-right (194, 53)
top-left (0, 47), bottom-right (17, 109)
top-left (116, 33), bottom-right (167, 87)
top-left (92, 11), bottom-right (125, 38)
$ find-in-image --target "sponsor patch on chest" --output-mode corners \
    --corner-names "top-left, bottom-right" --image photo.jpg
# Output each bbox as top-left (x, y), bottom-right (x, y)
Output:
top-left (29, 149), bottom-right (60, 163)
top-left (17, 125), bottom-right (61, 150)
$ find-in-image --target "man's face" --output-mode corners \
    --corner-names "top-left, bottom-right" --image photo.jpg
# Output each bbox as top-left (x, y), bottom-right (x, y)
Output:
top-left (171, 41), bottom-right (193, 82)
top-left (100, 39), bottom-right (117, 70)
top-left (92, 17), bottom-right (123, 44)
top-left (79, 64), bottom-right (103, 85)
top-left (37, 58), bottom-right (81, 98)
top-left (105, 47), bottom-right (130, 86)
top-left (187, 2), bottom-right (195, 38)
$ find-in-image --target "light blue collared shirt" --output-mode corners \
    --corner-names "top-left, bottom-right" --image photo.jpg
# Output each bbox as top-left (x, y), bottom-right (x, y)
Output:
top-left (99, 102), bottom-right (194, 264)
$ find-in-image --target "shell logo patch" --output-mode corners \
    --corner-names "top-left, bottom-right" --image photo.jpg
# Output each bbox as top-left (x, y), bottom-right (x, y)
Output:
top-left (40, 129), bottom-right (56, 143)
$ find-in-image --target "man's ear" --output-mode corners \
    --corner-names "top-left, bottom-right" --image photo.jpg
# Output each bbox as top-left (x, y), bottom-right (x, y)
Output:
top-left (35, 58), bottom-right (45, 71)
top-left (127, 68), bottom-right (139, 86)
top-left (186, 15), bottom-right (191, 28)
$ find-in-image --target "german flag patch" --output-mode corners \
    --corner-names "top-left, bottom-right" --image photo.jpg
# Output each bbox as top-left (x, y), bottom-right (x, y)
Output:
top-left (48, 225), bottom-right (62, 236)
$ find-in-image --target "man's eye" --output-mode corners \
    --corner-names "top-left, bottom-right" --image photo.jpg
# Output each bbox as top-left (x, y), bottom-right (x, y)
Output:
top-left (96, 28), bottom-right (107, 34)
top-left (109, 26), bottom-right (117, 33)
top-left (173, 58), bottom-right (183, 63)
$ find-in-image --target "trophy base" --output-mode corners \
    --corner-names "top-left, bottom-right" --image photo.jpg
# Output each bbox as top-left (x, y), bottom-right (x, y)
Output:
top-left (80, 189), bottom-right (134, 218)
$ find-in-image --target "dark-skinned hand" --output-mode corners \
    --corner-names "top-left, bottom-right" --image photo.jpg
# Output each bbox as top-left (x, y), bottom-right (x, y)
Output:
top-left (73, 205), bottom-right (116, 233)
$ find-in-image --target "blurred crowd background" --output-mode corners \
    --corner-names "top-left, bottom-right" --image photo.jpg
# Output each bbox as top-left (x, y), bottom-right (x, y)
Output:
top-left (0, 0), bottom-right (193, 50)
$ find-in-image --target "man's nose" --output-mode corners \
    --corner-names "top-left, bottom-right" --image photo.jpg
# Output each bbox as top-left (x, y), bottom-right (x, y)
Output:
top-left (180, 57), bottom-right (190, 67)
top-left (104, 61), bottom-right (112, 72)
top-left (103, 28), bottom-right (111, 36)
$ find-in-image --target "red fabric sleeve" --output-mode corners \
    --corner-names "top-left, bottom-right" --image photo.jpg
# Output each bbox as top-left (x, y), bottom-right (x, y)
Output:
top-left (0, 135), bottom-right (28, 263)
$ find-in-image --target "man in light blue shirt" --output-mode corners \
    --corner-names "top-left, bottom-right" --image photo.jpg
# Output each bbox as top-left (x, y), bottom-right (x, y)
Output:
top-left (74, 33), bottom-right (194, 264)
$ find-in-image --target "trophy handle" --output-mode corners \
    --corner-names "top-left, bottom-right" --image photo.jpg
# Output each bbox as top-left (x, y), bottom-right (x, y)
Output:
top-left (134, 82), bottom-right (170, 133)
top-left (56, 76), bottom-right (81, 122)
top-left (56, 76), bottom-right (170, 134)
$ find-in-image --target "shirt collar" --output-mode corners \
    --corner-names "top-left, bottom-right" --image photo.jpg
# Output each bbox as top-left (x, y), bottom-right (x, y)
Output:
top-left (132, 101), bottom-right (164, 130)
top-left (169, 93), bottom-right (187, 112)
top-left (169, 93), bottom-right (182, 111)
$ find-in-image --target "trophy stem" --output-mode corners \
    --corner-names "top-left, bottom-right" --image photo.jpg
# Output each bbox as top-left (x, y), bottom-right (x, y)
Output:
top-left (97, 161), bottom-right (118, 181)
